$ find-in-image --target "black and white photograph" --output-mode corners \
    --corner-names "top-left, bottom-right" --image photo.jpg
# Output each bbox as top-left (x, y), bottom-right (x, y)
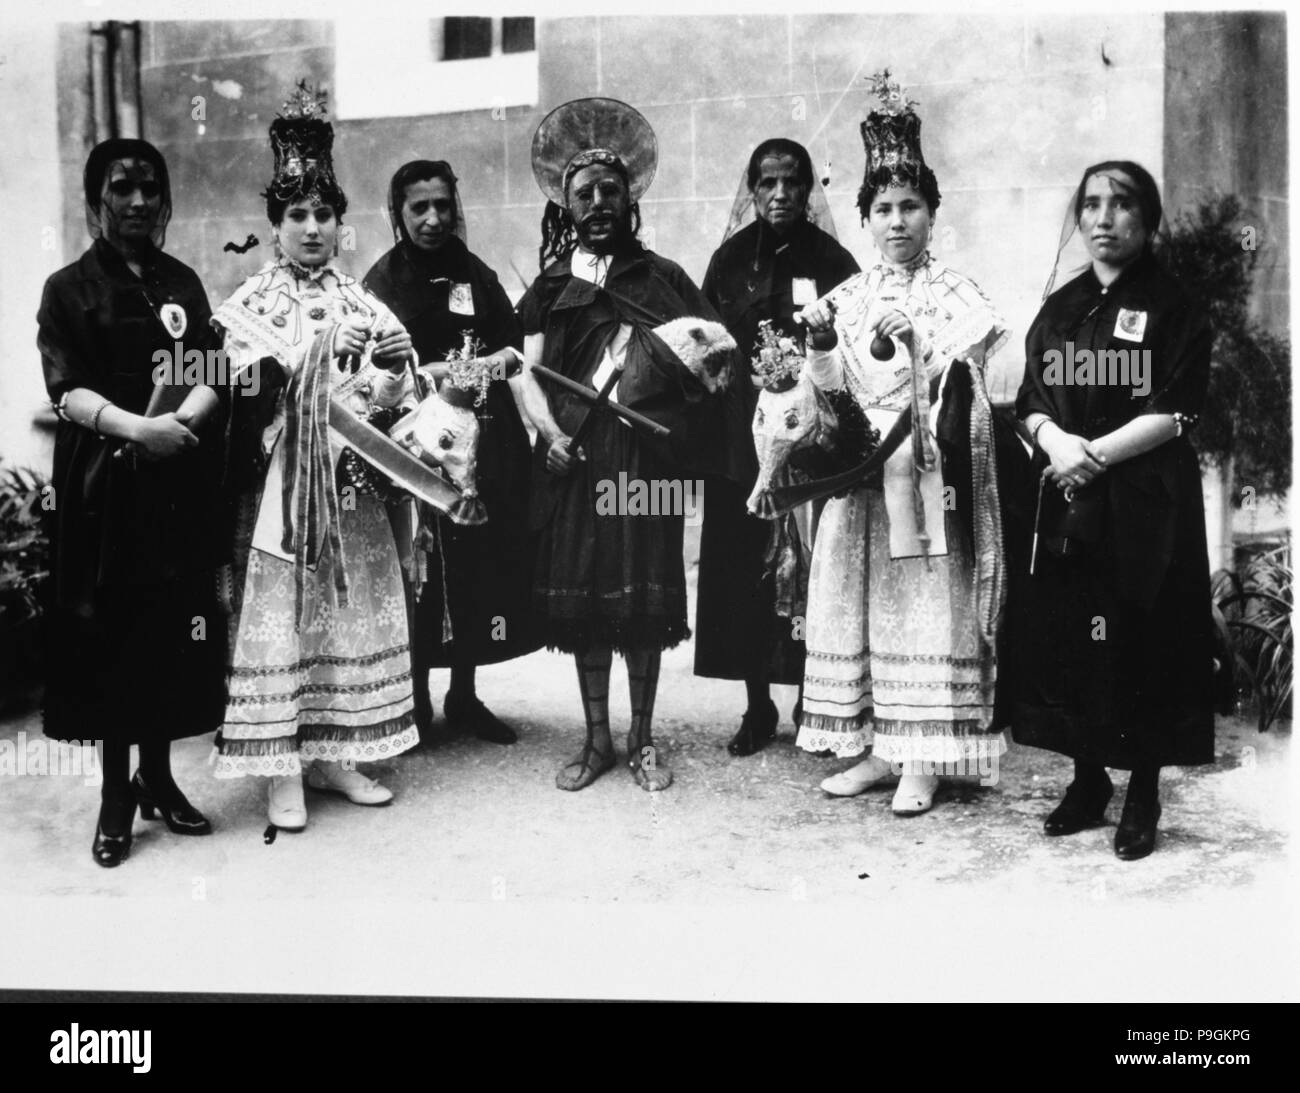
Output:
top-left (0, 0), bottom-right (1293, 1030)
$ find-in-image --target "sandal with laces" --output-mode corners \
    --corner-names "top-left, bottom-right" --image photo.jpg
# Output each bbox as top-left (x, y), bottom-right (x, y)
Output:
top-left (627, 736), bottom-right (673, 792)
top-left (555, 740), bottom-right (616, 791)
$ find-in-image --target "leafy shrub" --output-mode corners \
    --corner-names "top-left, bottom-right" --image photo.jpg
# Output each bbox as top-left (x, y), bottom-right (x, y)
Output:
top-left (1156, 196), bottom-right (1291, 499)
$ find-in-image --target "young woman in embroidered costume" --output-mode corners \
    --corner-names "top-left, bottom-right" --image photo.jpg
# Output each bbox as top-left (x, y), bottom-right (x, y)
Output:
top-left (796, 74), bottom-right (1009, 815)
top-left (213, 85), bottom-right (420, 830)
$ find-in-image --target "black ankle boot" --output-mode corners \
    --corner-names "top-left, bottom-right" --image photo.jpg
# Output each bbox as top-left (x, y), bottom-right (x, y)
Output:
top-left (445, 691), bottom-right (517, 745)
top-left (133, 771), bottom-right (212, 836)
top-left (728, 699), bottom-right (778, 757)
top-left (1115, 774), bottom-right (1161, 860)
top-left (92, 795), bottom-right (136, 868)
top-left (1043, 770), bottom-right (1113, 836)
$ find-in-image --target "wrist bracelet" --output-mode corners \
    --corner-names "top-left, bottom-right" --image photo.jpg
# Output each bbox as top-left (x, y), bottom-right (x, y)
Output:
top-left (1172, 411), bottom-right (1196, 437)
top-left (90, 399), bottom-right (112, 437)
top-left (1031, 417), bottom-right (1053, 447)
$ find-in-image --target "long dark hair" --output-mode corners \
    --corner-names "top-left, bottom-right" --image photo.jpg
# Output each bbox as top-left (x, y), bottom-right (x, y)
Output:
top-left (538, 159), bottom-right (643, 271)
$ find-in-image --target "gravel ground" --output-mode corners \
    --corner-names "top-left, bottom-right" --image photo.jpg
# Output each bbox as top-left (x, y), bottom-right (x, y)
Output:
top-left (1, 570), bottom-right (1293, 1000)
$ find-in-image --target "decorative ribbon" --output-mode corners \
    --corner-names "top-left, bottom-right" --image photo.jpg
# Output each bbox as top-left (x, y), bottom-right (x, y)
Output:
top-left (763, 510), bottom-right (809, 619)
top-left (967, 361), bottom-right (1006, 649)
top-left (909, 339), bottom-right (936, 561)
top-left (277, 325), bottom-right (489, 627)
top-left (280, 323), bottom-right (350, 625)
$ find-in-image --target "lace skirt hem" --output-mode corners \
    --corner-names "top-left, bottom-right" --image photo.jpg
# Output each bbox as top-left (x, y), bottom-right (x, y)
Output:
top-left (214, 717), bottom-right (418, 778)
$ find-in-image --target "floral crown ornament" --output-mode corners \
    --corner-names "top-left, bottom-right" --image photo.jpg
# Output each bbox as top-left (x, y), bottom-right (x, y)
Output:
top-left (750, 320), bottom-right (804, 392)
top-left (264, 80), bottom-right (347, 214)
top-left (444, 331), bottom-right (493, 407)
top-left (860, 70), bottom-right (927, 192)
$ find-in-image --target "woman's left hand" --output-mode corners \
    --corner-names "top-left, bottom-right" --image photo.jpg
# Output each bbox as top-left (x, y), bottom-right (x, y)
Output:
top-left (1044, 463), bottom-right (1102, 498)
top-left (371, 329), bottom-right (413, 370)
top-left (874, 309), bottom-right (914, 347)
top-left (334, 319), bottom-right (371, 360)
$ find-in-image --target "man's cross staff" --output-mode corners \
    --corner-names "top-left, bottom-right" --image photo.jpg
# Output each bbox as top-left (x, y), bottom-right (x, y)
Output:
top-left (531, 363), bottom-right (670, 455)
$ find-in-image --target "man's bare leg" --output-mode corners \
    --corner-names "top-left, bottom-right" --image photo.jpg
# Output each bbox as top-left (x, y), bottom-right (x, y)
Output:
top-left (626, 647), bottom-right (672, 791)
top-left (556, 646), bottom-right (617, 790)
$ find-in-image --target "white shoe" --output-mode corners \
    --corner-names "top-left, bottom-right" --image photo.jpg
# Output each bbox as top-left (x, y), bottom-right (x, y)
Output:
top-left (267, 775), bottom-right (307, 831)
top-left (820, 755), bottom-right (895, 797)
top-left (892, 773), bottom-right (939, 816)
top-left (306, 761), bottom-right (393, 806)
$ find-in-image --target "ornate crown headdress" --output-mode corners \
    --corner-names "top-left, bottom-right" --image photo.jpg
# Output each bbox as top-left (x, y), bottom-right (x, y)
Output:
top-left (750, 320), bottom-right (804, 392)
top-left (860, 70), bottom-right (926, 191)
top-left (265, 81), bottom-right (346, 213)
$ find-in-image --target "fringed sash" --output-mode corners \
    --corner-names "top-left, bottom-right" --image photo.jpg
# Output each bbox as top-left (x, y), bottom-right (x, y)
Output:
top-left (967, 362), bottom-right (1006, 649)
top-left (280, 323), bottom-right (349, 623)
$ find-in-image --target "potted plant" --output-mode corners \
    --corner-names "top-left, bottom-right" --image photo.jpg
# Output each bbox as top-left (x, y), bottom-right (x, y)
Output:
top-left (0, 462), bottom-right (51, 713)
top-left (1160, 196), bottom-right (1291, 732)
top-left (1156, 195), bottom-right (1291, 500)
top-left (1214, 540), bottom-right (1293, 732)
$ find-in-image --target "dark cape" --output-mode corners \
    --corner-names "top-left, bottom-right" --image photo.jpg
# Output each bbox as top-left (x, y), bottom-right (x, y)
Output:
top-left (517, 246), bottom-right (727, 654)
top-left (1009, 251), bottom-right (1215, 768)
top-left (694, 218), bottom-right (859, 683)
top-left (36, 238), bottom-right (228, 744)
top-left (363, 235), bottom-right (541, 665)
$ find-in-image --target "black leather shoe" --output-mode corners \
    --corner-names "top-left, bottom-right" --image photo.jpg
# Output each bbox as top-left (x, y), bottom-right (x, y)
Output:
top-left (1043, 776), bottom-right (1114, 836)
top-left (728, 700), bottom-right (779, 757)
top-left (1114, 798), bottom-right (1162, 860)
top-left (445, 691), bottom-right (518, 745)
top-left (92, 798), bottom-right (136, 868)
top-left (132, 771), bottom-right (212, 836)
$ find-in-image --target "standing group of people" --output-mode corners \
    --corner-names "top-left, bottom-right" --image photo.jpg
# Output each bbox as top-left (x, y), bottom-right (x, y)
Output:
top-left (36, 74), bottom-right (1215, 870)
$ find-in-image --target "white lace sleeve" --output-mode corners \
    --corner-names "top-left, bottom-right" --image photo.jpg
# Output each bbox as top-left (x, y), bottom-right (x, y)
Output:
top-left (368, 362), bottom-right (417, 410)
top-left (805, 347), bottom-right (845, 391)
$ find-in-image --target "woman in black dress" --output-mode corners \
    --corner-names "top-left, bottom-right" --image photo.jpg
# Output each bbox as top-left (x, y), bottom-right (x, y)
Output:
top-left (694, 138), bottom-right (859, 756)
top-left (364, 160), bottom-right (540, 744)
top-left (1012, 160), bottom-right (1215, 860)
top-left (37, 139), bottom-right (227, 866)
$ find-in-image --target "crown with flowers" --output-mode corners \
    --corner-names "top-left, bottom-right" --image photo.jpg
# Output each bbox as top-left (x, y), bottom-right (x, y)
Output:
top-left (750, 320), bottom-right (804, 392)
top-left (445, 331), bottom-right (493, 407)
top-left (265, 81), bottom-right (346, 212)
top-left (860, 70), bottom-right (926, 190)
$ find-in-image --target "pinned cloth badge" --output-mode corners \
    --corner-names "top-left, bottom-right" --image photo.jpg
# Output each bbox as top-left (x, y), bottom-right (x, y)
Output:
top-left (1114, 307), bottom-right (1148, 343)
top-left (449, 283), bottom-right (475, 316)
top-left (159, 303), bottom-right (188, 339)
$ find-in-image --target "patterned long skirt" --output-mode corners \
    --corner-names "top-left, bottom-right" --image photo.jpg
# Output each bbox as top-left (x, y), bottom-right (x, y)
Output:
top-left (796, 466), bottom-right (1004, 764)
top-left (215, 495), bottom-right (418, 778)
